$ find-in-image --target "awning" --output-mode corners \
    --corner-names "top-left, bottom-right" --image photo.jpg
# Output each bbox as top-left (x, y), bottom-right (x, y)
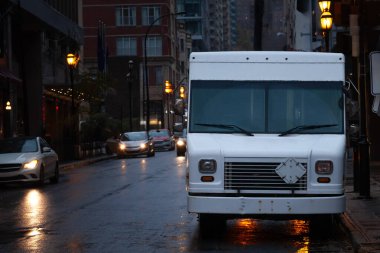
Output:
top-left (0, 68), bottom-right (22, 83)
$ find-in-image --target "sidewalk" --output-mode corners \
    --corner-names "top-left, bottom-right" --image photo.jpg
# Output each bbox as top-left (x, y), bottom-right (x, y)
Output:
top-left (59, 154), bottom-right (116, 171)
top-left (341, 159), bottom-right (380, 253)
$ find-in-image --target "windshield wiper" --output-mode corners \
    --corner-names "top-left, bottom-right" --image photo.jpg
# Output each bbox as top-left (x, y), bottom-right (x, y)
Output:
top-left (195, 123), bottom-right (254, 136)
top-left (279, 124), bottom-right (337, 137)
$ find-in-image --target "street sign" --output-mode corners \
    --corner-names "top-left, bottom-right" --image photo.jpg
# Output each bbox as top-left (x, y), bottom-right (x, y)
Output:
top-left (369, 51), bottom-right (380, 95)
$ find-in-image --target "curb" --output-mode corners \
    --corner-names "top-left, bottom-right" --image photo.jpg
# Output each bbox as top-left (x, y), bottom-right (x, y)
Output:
top-left (339, 196), bottom-right (380, 253)
top-left (339, 212), bottom-right (366, 253)
top-left (59, 155), bottom-right (116, 171)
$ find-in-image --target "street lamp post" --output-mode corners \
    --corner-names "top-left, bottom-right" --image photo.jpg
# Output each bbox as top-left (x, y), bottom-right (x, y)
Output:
top-left (67, 53), bottom-right (80, 113)
top-left (128, 60), bottom-right (134, 131)
top-left (143, 11), bottom-right (185, 133)
top-left (164, 80), bottom-right (173, 131)
top-left (66, 53), bottom-right (80, 159)
top-left (357, 0), bottom-right (370, 197)
top-left (319, 0), bottom-right (333, 52)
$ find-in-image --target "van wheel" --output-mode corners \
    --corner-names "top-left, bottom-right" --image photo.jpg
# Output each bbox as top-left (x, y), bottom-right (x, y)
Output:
top-left (177, 150), bottom-right (185, 156)
top-left (310, 214), bottom-right (337, 231)
top-left (198, 214), bottom-right (226, 234)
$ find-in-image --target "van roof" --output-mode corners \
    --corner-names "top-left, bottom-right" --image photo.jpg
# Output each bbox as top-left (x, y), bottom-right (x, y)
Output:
top-left (190, 51), bottom-right (344, 64)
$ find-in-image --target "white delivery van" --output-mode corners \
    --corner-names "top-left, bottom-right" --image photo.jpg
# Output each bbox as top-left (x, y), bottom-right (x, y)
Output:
top-left (186, 51), bottom-right (346, 224)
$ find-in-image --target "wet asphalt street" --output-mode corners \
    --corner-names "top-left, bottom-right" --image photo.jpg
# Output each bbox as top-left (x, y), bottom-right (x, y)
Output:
top-left (0, 151), bottom-right (354, 253)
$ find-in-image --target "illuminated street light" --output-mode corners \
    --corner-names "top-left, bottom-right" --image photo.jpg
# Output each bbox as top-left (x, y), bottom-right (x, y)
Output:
top-left (165, 80), bottom-right (173, 94)
top-left (66, 53), bottom-right (80, 111)
top-left (164, 80), bottom-right (173, 130)
top-left (318, 0), bottom-right (331, 12)
top-left (179, 86), bottom-right (185, 98)
top-left (320, 11), bottom-right (333, 31)
top-left (66, 52), bottom-right (80, 159)
top-left (66, 53), bottom-right (80, 68)
top-left (320, 11), bottom-right (333, 52)
top-left (5, 101), bottom-right (11, 110)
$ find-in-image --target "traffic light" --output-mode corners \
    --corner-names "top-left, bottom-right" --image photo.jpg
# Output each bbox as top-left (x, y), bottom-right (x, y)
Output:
top-left (179, 85), bottom-right (185, 98)
top-left (165, 80), bottom-right (173, 94)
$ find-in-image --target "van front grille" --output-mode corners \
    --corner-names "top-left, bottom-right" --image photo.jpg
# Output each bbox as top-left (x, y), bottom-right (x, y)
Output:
top-left (224, 162), bottom-right (307, 191)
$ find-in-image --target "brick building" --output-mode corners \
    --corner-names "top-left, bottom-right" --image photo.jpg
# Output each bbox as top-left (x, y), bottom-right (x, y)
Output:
top-left (83, 0), bottom-right (189, 131)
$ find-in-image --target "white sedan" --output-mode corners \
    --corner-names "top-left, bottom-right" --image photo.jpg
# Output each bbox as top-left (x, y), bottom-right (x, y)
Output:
top-left (0, 136), bottom-right (59, 185)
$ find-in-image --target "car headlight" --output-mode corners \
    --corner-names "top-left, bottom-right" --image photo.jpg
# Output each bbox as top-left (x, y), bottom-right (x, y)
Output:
top-left (140, 143), bottom-right (147, 149)
top-left (177, 140), bottom-right (185, 146)
top-left (315, 160), bottom-right (333, 174)
top-left (23, 160), bottom-right (38, 169)
top-left (119, 143), bottom-right (126, 150)
top-left (199, 159), bottom-right (217, 174)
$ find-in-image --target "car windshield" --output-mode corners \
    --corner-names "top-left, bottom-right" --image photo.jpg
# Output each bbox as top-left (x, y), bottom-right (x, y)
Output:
top-left (0, 137), bottom-right (38, 153)
top-left (149, 130), bottom-right (170, 137)
top-left (121, 132), bottom-right (147, 141)
top-left (190, 80), bottom-right (344, 134)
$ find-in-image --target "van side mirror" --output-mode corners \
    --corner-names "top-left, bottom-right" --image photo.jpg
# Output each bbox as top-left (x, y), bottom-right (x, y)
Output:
top-left (349, 124), bottom-right (359, 139)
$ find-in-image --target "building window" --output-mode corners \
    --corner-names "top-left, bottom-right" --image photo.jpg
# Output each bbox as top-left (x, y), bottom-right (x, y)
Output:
top-left (142, 6), bottom-right (161, 26)
top-left (116, 6), bottom-right (136, 26)
top-left (185, 0), bottom-right (201, 17)
top-left (180, 39), bottom-right (185, 52)
top-left (116, 37), bottom-right (137, 56)
top-left (154, 66), bottom-right (163, 85)
top-left (144, 36), bottom-right (162, 56)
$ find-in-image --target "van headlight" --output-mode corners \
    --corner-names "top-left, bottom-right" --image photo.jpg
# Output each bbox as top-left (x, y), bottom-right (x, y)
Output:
top-left (199, 159), bottom-right (217, 174)
top-left (23, 160), bottom-right (38, 169)
top-left (140, 143), bottom-right (147, 149)
top-left (315, 160), bottom-right (333, 174)
top-left (119, 143), bottom-right (126, 150)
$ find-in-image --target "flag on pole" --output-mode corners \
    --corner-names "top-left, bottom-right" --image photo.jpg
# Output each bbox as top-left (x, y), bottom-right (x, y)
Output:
top-left (97, 20), bottom-right (106, 72)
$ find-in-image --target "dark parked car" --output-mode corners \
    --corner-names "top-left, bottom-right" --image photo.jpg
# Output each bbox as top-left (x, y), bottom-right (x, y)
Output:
top-left (148, 129), bottom-right (175, 151)
top-left (0, 136), bottom-right (59, 185)
top-left (106, 131), bottom-right (155, 158)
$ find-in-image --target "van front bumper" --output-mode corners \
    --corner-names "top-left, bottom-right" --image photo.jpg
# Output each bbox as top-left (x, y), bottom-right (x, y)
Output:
top-left (188, 194), bottom-right (346, 214)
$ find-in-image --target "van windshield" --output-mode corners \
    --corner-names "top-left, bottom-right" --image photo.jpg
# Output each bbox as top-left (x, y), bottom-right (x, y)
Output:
top-left (189, 80), bottom-right (344, 134)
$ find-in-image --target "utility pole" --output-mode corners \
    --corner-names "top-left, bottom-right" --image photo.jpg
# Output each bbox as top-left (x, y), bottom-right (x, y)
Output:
top-left (357, 0), bottom-right (371, 198)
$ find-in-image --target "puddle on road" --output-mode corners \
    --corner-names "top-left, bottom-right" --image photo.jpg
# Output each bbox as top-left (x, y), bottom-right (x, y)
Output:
top-left (0, 227), bottom-right (53, 244)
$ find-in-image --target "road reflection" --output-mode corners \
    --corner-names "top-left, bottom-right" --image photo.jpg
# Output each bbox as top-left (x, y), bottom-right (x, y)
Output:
top-left (195, 218), bottom-right (320, 252)
top-left (175, 156), bottom-right (186, 178)
top-left (21, 190), bottom-right (46, 227)
top-left (17, 189), bottom-right (47, 251)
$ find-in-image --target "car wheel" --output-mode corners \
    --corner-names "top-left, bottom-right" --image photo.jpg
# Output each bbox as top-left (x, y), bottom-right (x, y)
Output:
top-left (177, 147), bottom-right (185, 156)
top-left (105, 146), bottom-right (112, 155)
top-left (38, 165), bottom-right (45, 186)
top-left (50, 163), bottom-right (60, 184)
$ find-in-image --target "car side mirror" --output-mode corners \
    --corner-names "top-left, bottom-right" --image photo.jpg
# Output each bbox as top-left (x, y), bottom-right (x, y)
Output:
top-left (42, 147), bottom-right (52, 153)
